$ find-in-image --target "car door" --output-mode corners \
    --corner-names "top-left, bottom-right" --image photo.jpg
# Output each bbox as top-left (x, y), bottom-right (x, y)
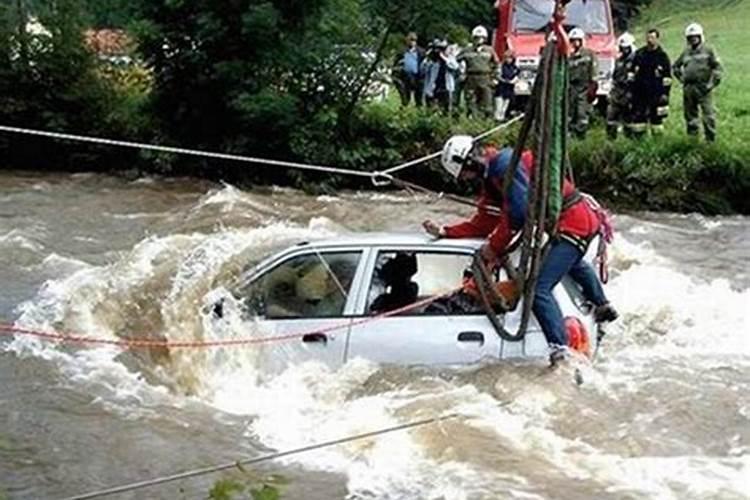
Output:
top-left (344, 248), bottom-right (502, 366)
top-left (234, 248), bottom-right (366, 373)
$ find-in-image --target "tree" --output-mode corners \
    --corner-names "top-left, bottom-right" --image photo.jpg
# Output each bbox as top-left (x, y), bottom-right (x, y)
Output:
top-left (128, 0), bottom-right (378, 173)
top-left (0, 0), bottom-right (129, 168)
top-left (83, 0), bottom-right (132, 28)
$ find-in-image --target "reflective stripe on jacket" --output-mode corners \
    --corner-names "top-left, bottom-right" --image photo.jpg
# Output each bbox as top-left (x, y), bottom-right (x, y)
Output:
top-left (443, 149), bottom-right (600, 254)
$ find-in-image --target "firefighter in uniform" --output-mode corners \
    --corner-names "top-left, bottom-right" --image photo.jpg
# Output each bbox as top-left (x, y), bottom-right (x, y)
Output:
top-left (458, 25), bottom-right (499, 118)
top-left (568, 28), bottom-right (598, 139)
top-left (673, 23), bottom-right (723, 142)
top-left (606, 32), bottom-right (637, 139)
top-left (423, 136), bottom-right (618, 365)
top-left (630, 28), bottom-right (672, 136)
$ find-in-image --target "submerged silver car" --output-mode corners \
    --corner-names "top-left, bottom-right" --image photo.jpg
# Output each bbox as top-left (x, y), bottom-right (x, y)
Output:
top-left (217, 233), bottom-right (599, 370)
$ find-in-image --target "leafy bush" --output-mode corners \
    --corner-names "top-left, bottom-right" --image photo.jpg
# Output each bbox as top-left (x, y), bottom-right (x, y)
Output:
top-left (571, 131), bottom-right (750, 214)
top-left (0, 0), bottom-right (148, 170)
top-left (285, 101), bottom-right (500, 194)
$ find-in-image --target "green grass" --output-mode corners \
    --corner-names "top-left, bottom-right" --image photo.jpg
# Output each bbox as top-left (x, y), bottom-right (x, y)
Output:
top-left (207, 471), bottom-right (287, 500)
top-left (634, 0), bottom-right (750, 142)
top-left (566, 0), bottom-right (750, 214)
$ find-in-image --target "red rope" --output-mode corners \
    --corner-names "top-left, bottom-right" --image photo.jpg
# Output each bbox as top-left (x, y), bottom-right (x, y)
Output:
top-left (0, 289), bottom-right (460, 350)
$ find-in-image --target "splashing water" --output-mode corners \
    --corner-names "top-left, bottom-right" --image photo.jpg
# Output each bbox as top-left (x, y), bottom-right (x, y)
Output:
top-left (1, 174), bottom-right (747, 499)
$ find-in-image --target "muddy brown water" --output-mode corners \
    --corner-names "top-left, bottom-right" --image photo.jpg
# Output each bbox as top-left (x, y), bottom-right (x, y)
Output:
top-left (1, 171), bottom-right (748, 499)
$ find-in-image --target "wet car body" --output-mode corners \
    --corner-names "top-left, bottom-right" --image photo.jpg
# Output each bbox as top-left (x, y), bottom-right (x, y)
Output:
top-left (219, 233), bottom-right (598, 370)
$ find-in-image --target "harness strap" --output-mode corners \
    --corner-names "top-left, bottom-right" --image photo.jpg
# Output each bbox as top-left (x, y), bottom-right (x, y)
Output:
top-left (561, 189), bottom-right (583, 211)
top-left (558, 232), bottom-right (592, 254)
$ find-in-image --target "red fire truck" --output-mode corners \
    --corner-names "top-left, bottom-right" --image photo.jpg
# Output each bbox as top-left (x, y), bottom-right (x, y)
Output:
top-left (494, 0), bottom-right (617, 101)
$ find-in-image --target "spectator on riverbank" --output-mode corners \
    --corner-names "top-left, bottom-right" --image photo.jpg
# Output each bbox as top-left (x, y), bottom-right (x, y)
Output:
top-left (568, 27), bottom-right (598, 139)
top-left (673, 23), bottom-right (723, 142)
top-left (393, 32), bottom-right (425, 107)
top-left (607, 32), bottom-right (637, 139)
top-left (458, 25), bottom-right (499, 118)
top-left (631, 28), bottom-right (672, 137)
top-left (422, 40), bottom-right (460, 114)
top-left (494, 50), bottom-right (519, 122)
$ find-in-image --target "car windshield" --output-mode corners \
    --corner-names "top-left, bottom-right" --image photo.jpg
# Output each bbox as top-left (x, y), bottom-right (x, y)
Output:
top-left (512, 0), bottom-right (610, 34)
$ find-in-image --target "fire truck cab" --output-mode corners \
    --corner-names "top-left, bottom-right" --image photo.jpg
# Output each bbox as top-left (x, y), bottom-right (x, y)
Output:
top-left (494, 0), bottom-right (617, 100)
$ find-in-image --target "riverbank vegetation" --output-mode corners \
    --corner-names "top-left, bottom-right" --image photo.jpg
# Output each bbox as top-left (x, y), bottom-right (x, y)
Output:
top-left (0, 0), bottom-right (747, 214)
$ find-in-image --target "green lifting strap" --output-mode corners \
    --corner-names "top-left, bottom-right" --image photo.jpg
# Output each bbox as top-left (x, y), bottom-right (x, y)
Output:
top-left (547, 50), bottom-right (566, 229)
top-left (480, 1), bottom-right (574, 343)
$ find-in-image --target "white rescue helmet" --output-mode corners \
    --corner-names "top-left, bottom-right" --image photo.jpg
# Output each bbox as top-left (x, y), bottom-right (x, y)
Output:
top-left (618, 32), bottom-right (635, 49)
top-left (472, 25), bottom-right (488, 39)
top-left (569, 27), bottom-right (585, 40)
top-left (685, 23), bottom-right (704, 39)
top-left (441, 135), bottom-right (475, 178)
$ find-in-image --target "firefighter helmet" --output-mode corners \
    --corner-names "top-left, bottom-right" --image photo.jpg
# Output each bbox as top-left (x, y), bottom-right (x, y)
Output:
top-left (441, 135), bottom-right (475, 178)
top-left (618, 32), bottom-right (635, 49)
top-left (472, 25), bottom-right (488, 39)
top-left (685, 23), bottom-right (704, 39)
top-left (569, 27), bottom-right (585, 40)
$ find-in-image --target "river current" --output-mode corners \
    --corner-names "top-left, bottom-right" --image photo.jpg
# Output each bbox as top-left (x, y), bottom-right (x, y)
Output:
top-left (0, 171), bottom-right (747, 499)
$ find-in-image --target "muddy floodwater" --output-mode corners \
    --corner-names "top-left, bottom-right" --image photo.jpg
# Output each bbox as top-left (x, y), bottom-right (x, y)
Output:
top-left (1, 171), bottom-right (748, 499)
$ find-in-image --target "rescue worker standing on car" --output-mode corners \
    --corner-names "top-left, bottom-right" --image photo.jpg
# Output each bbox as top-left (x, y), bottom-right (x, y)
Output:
top-left (630, 29), bottom-right (672, 137)
top-left (673, 23), bottom-right (723, 142)
top-left (567, 28), bottom-right (598, 139)
top-left (423, 136), bottom-right (618, 364)
top-left (606, 32), bottom-right (637, 139)
top-left (458, 26), bottom-right (499, 118)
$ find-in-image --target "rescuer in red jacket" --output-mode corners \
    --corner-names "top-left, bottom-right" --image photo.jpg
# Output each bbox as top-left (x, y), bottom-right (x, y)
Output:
top-left (423, 135), bottom-right (618, 363)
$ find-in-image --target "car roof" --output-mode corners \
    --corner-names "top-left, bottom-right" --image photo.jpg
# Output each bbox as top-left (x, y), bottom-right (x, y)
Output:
top-left (295, 232), bottom-right (484, 250)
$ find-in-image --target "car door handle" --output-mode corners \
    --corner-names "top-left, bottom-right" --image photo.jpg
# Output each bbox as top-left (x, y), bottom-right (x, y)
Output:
top-left (302, 333), bottom-right (328, 344)
top-left (458, 331), bottom-right (484, 345)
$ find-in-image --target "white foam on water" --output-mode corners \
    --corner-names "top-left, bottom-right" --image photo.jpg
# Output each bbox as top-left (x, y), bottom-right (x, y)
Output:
top-left (316, 195), bottom-right (340, 203)
top-left (8, 215), bottom-right (340, 403)
top-left (33, 253), bottom-right (92, 274)
top-left (0, 229), bottom-right (45, 252)
top-left (106, 211), bottom-right (172, 220)
top-left (603, 235), bottom-right (750, 359)
top-left (351, 192), bottom-right (422, 204)
top-left (7, 205), bottom-right (749, 500)
top-left (584, 454), bottom-right (750, 500)
top-left (195, 183), bottom-right (278, 215)
top-left (205, 359), bottom-right (534, 499)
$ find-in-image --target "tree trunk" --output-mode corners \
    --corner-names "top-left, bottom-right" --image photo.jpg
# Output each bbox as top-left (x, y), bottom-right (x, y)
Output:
top-left (16, 0), bottom-right (28, 64)
top-left (340, 23), bottom-right (392, 129)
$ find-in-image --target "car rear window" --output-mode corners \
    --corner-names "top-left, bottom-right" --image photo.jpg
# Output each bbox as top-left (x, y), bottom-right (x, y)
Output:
top-left (513, 0), bottom-right (610, 35)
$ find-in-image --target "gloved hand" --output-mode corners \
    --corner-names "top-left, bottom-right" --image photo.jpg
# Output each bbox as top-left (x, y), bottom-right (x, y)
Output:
top-left (422, 220), bottom-right (444, 238)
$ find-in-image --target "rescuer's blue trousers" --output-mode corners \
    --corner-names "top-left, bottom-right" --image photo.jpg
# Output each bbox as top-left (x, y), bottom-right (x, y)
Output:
top-left (533, 239), bottom-right (607, 347)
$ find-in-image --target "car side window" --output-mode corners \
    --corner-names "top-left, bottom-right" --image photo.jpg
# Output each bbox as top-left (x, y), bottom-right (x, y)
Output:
top-left (367, 251), bottom-right (473, 315)
top-left (244, 251), bottom-right (361, 319)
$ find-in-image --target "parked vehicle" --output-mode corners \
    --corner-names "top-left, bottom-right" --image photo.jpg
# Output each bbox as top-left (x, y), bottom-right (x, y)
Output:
top-left (213, 233), bottom-right (599, 372)
top-left (494, 0), bottom-right (617, 100)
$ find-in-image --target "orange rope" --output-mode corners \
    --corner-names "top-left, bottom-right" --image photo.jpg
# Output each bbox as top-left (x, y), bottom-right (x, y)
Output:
top-left (0, 288), bottom-right (460, 350)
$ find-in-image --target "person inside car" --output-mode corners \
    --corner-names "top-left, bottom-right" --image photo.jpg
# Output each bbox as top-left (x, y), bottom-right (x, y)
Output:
top-left (369, 252), bottom-right (419, 314)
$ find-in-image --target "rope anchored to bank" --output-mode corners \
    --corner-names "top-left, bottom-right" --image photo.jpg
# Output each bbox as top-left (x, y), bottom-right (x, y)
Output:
top-left (0, 116), bottom-right (522, 183)
top-left (0, 125), bottom-right (377, 178)
top-left (0, 115), bottom-right (522, 217)
top-left (376, 114), bottom-right (524, 177)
